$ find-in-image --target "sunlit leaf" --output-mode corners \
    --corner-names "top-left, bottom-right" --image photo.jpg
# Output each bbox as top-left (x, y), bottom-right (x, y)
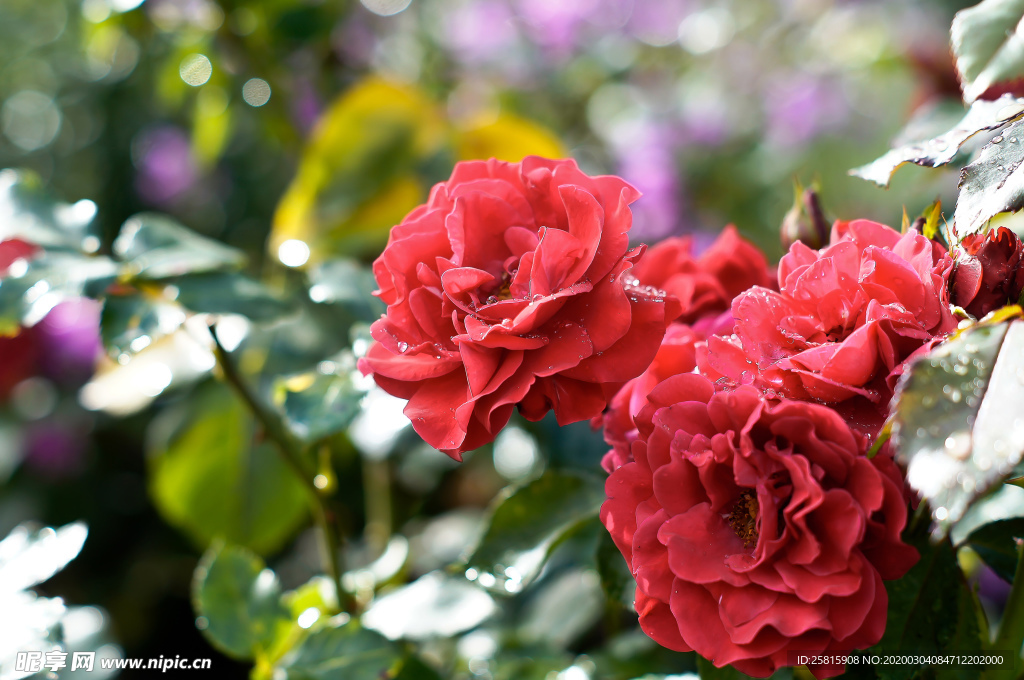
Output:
top-left (952, 0), bottom-right (1024, 103)
top-left (953, 117), bottom-right (1024, 236)
top-left (892, 319), bottom-right (1024, 535)
top-left (100, 288), bottom-right (186, 359)
top-left (113, 213), bottom-right (245, 281)
top-left (270, 77), bottom-right (447, 263)
top-left (850, 95), bottom-right (1024, 187)
top-left (148, 381), bottom-right (309, 554)
top-left (463, 469), bottom-right (606, 592)
top-left (273, 361), bottom-right (365, 444)
top-left (362, 571), bottom-right (496, 641)
top-left (193, 542), bottom-right (291, 660)
top-left (0, 522), bottom-right (87, 595)
top-left (0, 169), bottom-right (100, 253)
top-left (456, 114), bottom-right (565, 163)
top-left (274, 621), bottom-right (407, 680)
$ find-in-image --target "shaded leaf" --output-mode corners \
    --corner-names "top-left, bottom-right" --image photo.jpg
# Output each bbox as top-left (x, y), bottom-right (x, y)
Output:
top-left (275, 622), bottom-right (405, 680)
top-left (464, 469), bottom-right (606, 592)
top-left (192, 542), bottom-right (291, 660)
top-left (962, 517), bottom-right (1024, 581)
top-left (172, 272), bottom-right (293, 322)
top-left (148, 381), bottom-right (309, 554)
top-left (850, 95), bottom-right (1024, 186)
top-left (697, 655), bottom-right (754, 680)
top-left (892, 318), bottom-right (1024, 535)
top-left (595, 529), bottom-right (633, 608)
top-left (954, 118), bottom-right (1024, 236)
top-left (952, 0), bottom-right (1024, 103)
top-left (362, 571), bottom-right (496, 641)
top-left (113, 213), bottom-right (245, 280)
top-left (274, 361), bottom-right (366, 444)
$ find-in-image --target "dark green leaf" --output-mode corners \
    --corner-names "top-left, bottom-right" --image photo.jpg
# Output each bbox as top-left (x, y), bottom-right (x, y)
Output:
top-left (0, 168), bottom-right (100, 252)
top-left (464, 469), bottom-right (606, 592)
top-left (275, 622), bottom-right (405, 680)
top-left (148, 381), bottom-right (309, 554)
top-left (963, 518), bottom-right (1024, 581)
top-left (697, 654), bottom-right (754, 680)
top-left (274, 362), bottom-right (365, 443)
top-left (113, 213), bottom-right (245, 281)
top-left (954, 118), bottom-right (1024, 236)
top-left (850, 95), bottom-right (1024, 187)
top-left (952, 0), bottom-right (1024, 103)
top-left (307, 258), bottom-right (385, 323)
top-left (172, 272), bottom-right (293, 322)
top-left (892, 319), bottom-right (1024, 535)
top-left (193, 542), bottom-right (291, 660)
top-left (100, 290), bottom-right (185, 359)
top-left (595, 528), bottom-right (633, 608)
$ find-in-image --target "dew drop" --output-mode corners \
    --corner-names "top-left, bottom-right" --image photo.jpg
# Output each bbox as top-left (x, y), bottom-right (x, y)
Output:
top-left (398, 342), bottom-right (409, 353)
top-left (993, 135), bottom-right (1005, 144)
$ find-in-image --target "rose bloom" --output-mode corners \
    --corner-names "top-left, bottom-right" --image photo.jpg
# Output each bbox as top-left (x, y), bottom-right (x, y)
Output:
top-left (359, 157), bottom-right (679, 458)
top-left (950, 226), bottom-right (1024, 319)
top-left (601, 373), bottom-right (918, 677)
top-left (631, 225), bottom-right (773, 324)
top-left (700, 220), bottom-right (955, 410)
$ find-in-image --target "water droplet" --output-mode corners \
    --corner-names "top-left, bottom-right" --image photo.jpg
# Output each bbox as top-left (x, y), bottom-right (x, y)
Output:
top-left (993, 135), bottom-right (1005, 144)
top-left (398, 342), bottom-right (409, 353)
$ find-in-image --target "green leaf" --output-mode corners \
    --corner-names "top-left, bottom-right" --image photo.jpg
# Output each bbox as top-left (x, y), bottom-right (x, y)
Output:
top-left (952, 0), bottom-right (1024, 103)
top-left (0, 250), bottom-right (118, 332)
top-left (172, 272), bottom-right (293, 322)
top-left (697, 654), bottom-right (754, 680)
top-left (100, 289), bottom-right (185, 359)
top-left (148, 381), bottom-right (309, 554)
top-left (871, 532), bottom-right (982, 680)
top-left (963, 518), bottom-right (1024, 581)
top-left (0, 521), bottom-right (88, 592)
top-left (953, 118), bottom-right (1024, 237)
top-left (113, 213), bottom-right (245, 281)
top-left (0, 168), bottom-right (100, 252)
top-left (361, 571), bottom-right (496, 640)
top-left (892, 319), bottom-right (1024, 535)
top-left (595, 529), bottom-right (633, 608)
top-left (463, 469), bottom-right (606, 592)
top-left (273, 361), bottom-right (365, 443)
top-left (192, 542), bottom-right (291, 660)
top-left (275, 622), bottom-right (406, 680)
top-left (850, 95), bottom-right (1024, 187)
top-left (307, 258), bottom-right (385, 323)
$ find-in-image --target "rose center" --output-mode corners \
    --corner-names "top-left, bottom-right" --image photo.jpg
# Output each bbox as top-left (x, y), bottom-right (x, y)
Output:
top-left (728, 490), bottom-right (760, 548)
top-left (484, 273), bottom-right (515, 305)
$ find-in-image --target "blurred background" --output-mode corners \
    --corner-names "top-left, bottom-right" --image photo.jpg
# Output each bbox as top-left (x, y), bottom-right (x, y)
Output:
top-left (0, 0), bottom-right (1000, 677)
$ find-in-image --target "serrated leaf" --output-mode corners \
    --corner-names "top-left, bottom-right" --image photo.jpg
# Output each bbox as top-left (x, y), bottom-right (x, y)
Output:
top-left (954, 118), bottom-right (1024, 236)
top-left (148, 381), bottom-right (309, 554)
top-left (361, 571), bottom-right (496, 640)
top-left (962, 518), bottom-right (1024, 581)
top-left (893, 319), bottom-right (1024, 535)
top-left (172, 272), bottom-right (293, 322)
top-left (850, 95), bottom-right (1024, 186)
top-left (192, 542), bottom-right (291, 660)
top-left (463, 469), bottom-right (606, 592)
top-left (113, 213), bottom-right (245, 281)
top-left (952, 0), bottom-right (1024, 103)
top-left (274, 363), bottom-right (365, 443)
top-left (274, 622), bottom-right (406, 680)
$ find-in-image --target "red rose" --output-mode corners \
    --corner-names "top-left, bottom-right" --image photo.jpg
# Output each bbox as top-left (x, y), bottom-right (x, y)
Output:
top-left (632, 226), bottom-right (773, 324)
top-left (950, 226), bottom-right (1024, 319)
top-left (700, 220), bottom-right (955, 409)
top-left (601, 374), bottom-right (918, 677)
top-left (359, 157), bottom-right (679, 459)
top-left (0, 238), bottom-right (38, 276)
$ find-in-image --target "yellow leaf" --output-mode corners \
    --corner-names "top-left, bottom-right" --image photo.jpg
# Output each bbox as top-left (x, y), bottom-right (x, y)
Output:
top-left (456, 114), bottom-right (566, 162)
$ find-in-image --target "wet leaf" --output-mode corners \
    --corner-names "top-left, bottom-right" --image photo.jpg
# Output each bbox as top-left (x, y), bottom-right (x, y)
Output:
top-left (954, 117), bottom-right (1024, 236)
top-left (463, 469), bottom-right (606, 593)
top-left (952, 0), bottom-right (1024, 103)
top-left (192, 542), bottom-right (291, 660)
top-left (851, 95), bottom-right (1024, 187)
top-left (361, 571), bottom-right (496, 641)
top-left (962, 517), bottom-right (1024, 581)
top-left (148, 381), bottom-right (309, 554)
top-left (892, 319), bottom-right (1024, 536)
top-left (273, 361), bottom-right (365, 443)
top-left (113, 213), bottom-right (245, 281)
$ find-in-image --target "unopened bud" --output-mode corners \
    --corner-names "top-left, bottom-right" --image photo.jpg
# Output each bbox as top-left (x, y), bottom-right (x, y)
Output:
top-left (781, 182), bottom-right (830, 250)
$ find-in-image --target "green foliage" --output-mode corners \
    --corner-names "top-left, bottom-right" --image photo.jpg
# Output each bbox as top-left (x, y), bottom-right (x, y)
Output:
top-left (112, 213), bottom-right (246, 281)
top-left (193, 542), bottom-right (292, 660)
top-left (963, 518), bottom-right (1024, 581)
top-left (954, 119), bottom-right (1024, 236)
top-left (891, 318), bottom-right (1024, 535)
top-left (952, 0), bottom-right (1024, 103)
top-left (274, 361), bottom-right (365, 444)
top-left (148, 381), bottom-right (309, 554)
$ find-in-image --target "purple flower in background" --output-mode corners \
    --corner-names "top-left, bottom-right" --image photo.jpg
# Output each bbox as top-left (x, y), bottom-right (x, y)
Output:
top-left (36, 299), bottom-right (102, 387)
top-left (514, 0), bottom-right (631, 55)
top-left (613, 121), bottom-right (686, 241)
top-left (627, 0), bottom-right (690, 46)
top-left (291, 77), bottom-right (324, 134)
top-left (133, 126), bottom-right (197, 206)
top-left (764, 74), bottom-right (849, 148)
top-left (446, 0), bottom-right (518, 62)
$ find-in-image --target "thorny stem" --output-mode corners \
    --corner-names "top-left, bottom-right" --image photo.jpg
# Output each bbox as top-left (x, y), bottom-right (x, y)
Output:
top-left (209, 322), bottom-right (357, 614)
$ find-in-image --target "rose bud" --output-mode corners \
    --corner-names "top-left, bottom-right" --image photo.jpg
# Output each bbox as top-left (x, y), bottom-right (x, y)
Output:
top-left (780, 182), bottom-right (829, 251)
top-left (950, 226), bottom-right (1024, 319)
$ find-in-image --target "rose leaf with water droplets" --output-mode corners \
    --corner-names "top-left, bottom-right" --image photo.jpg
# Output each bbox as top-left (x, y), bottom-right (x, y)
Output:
top-left (850, 94), bottom-right (1024, 187)
top-left (892, 318), bottom-right (1024, 537)
top-left (954, 117), bottom-right (1024, 237)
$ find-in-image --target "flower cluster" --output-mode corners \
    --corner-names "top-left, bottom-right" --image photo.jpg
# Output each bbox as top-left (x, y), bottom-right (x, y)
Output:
top-left (359, 158), bottom-right (1020, 677)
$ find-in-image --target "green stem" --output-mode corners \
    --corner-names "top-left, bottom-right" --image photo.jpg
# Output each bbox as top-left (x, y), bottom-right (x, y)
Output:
top-left (209, 323), bottom-right (356, 613)
top-left (362, 458), bottom-right (392, 558)
top-left (986, 541), bottom-right (1024, 680)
